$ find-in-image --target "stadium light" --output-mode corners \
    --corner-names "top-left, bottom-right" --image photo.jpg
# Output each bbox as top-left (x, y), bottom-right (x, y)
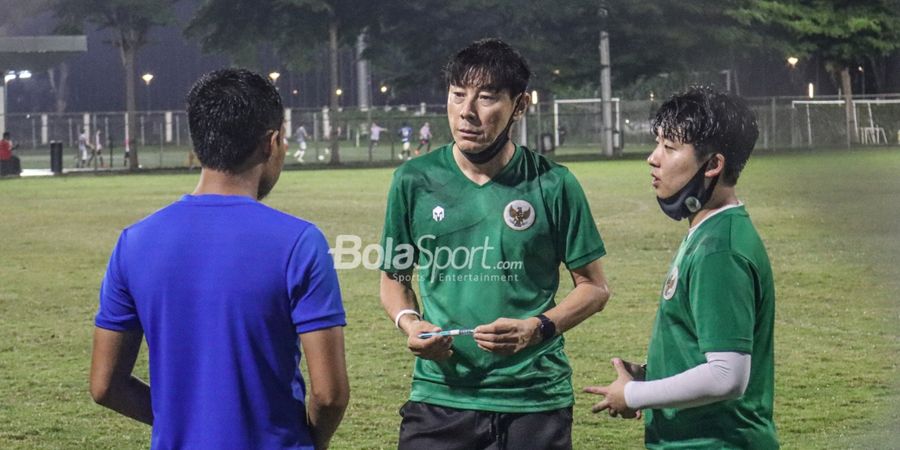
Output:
top-left (807, 82), bottom-right (814, 99)
top-left (379, 85), bottom-right (388, 94)
top-left (787, 56), bottom-right (798, 68)
top-left (17, 70), bottom-right (32, 79)
top-left (268, 71), bottom-right (280, 83)
top-left (292, 89), bottom-right (299, 95)
top-left (141, 73), bottom-right (154, 85)
top-left (531, 90), bottom-right (538, 105)
top-left (335, 88), bottom-right (343, 96)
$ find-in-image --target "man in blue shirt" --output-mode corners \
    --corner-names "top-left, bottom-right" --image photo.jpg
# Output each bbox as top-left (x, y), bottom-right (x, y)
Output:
top-left (398, 122), bottom-right (414, 160)
top-left (90, 68), bottom-right (349, 450)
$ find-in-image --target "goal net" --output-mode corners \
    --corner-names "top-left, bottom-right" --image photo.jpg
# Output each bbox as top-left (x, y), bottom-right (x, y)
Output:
top-left (790, 99), bottom-right (900, 147)
top-left (552, 98), bottom-right (622, 152)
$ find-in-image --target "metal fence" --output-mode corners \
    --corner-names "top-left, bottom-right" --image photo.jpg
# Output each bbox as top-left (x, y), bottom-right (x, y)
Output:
top-left (4, 95), bottom-right (899, 171)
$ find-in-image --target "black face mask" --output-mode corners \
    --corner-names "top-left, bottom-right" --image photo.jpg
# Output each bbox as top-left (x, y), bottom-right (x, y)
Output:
top-left (657, 158), bottom-right (719, 221)
top-left (459, 94), bottom-right (522, 165)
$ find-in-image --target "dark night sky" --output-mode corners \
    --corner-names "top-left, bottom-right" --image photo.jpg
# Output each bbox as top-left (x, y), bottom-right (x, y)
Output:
top-left (6, 0), bottom-right (398, 114)
top-left (56, 1), bottom-right (229, 112)
top-left (6, 1), bottom-right (234, 113)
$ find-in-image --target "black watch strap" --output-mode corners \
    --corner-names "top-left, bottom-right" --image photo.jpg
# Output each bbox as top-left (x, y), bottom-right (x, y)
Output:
top-left (536, 314), bottom-right (556, 341)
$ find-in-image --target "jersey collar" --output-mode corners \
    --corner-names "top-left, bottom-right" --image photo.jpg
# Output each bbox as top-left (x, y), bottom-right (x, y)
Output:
top-left (687, 202), bottom-right (744, 240)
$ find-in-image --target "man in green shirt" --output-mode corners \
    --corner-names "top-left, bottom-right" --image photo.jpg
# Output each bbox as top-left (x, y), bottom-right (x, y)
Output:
top-left (379, 38), bottom-right (610, 449)
top-left (585, 86), bottom-right (778, 449)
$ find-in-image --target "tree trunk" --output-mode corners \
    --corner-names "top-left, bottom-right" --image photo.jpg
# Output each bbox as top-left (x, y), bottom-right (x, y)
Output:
top-left (840, 66), bottom-right (856, 147)
top-left (120, 34), bottom-right (139, 170)
top-left (328, 19), bottom-right (341, 165)
top-left (47, 62), bottom-right (70, 113)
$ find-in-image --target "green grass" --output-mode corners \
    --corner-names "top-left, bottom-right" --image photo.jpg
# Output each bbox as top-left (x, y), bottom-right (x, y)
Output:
top-left (0, 148), bottom-right (898, 449)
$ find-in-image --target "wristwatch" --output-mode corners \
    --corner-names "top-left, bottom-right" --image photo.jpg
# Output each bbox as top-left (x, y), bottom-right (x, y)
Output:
top-left (535, 314), bottom-right (556, 341)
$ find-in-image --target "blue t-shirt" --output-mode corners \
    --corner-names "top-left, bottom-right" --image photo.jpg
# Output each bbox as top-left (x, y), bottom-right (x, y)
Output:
top-left (400, 126), bottom-right (413, 143)
top-left (95, 194), bottom-right (346, 450)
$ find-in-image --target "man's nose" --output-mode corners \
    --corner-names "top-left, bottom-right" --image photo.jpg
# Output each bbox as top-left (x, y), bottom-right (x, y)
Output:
top-left (647, 145), bottom-right (661, 166)
top-left (459, 98), bottom-right (477, 121)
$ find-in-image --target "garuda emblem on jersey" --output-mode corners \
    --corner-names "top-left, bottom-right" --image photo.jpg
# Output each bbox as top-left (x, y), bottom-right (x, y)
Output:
top-left (504, 200), bottom-right (535, 231)
top-left (662, 266), bottom-right (678, 300)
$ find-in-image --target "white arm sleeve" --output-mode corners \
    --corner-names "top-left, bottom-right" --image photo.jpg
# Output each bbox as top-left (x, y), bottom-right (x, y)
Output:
top-left (624, 352), bottom-right (750, 410)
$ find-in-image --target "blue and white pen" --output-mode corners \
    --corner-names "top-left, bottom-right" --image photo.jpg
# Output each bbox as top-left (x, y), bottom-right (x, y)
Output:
top-left (418, 329), bottom-right (476, 339)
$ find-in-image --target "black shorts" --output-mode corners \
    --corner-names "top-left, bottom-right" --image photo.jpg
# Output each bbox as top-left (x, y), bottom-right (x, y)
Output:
top-left (398, 401), bottom-right (572, 450)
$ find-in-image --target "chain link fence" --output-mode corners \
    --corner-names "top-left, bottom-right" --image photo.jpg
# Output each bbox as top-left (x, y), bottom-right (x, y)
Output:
top-left (4, 95), bottom-right (899, 171)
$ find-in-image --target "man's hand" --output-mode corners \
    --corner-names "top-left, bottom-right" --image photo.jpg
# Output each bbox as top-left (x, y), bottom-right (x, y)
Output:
top-left (473, 317), bottom-right (541, 355)
top-left (584, 358), bottom-right (642, 420)
top-left (402, 319), bottom-right (453, 361)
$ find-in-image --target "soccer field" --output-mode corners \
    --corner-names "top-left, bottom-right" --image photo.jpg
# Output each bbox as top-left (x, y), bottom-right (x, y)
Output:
top-left (0, 148), bottom-right (898, 449)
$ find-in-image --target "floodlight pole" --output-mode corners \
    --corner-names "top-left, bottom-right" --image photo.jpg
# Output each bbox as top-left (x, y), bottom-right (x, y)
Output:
top-left (598, 3), bottom-right (614, 157)
top-left (0, 80), bottom-right (6, 136)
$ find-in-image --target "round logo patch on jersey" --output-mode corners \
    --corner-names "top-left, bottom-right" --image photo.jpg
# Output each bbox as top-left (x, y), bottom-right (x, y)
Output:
top-left (504, 200), bottom-right (535, 231)
top-left (662, 266), bottom-right (679, 300)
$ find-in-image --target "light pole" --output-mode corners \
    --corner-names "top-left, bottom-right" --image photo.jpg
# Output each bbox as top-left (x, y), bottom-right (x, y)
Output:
top-left (787, 56), bottom-right (799, 94)
top-left (858, 65), bottom-right (865, 96)
top-left (2, 71), bottom-right (15, 136)
top-left (141, 73), bottom-right (154, 111)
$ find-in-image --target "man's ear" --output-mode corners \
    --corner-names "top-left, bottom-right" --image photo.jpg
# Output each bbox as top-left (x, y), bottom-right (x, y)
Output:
top-left (263, 130), bottom-right (280, 159)
top-left (513, 93), bottom-right (529, 119)
top-left (705, 153), bottom-right (725, 177)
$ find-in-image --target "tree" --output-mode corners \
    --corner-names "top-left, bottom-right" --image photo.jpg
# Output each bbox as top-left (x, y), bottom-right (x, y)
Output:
top-left (367, 0), bottom-right (768, 99)
top-left (187, 0), bottom-right (382, 165)
top-left (53, 0), bottom-right (177, 169)
top-left (735, 0), bottom-right (900, 144)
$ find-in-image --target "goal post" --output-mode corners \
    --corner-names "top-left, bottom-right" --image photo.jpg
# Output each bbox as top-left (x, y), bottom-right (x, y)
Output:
top-left (552, 98), bottom-right (621, 151)
top-left (790, 98), bottom-right (900, 147)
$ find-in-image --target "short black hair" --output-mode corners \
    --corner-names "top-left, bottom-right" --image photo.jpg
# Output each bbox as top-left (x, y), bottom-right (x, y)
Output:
top-left (2, 132), bottom-right (9, 139)
top-left (652, 86), bottom-right (759, 186)
top-left (444, 38), bottom-right (530, 97)
top-left (186, 68), bottom-right (283, 172)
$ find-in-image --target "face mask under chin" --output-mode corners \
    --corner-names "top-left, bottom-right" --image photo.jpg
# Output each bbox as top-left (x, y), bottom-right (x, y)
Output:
top-left (459, 95), bottom-right (522, 165)
top-left (656, 159), bottom-right (719, 221)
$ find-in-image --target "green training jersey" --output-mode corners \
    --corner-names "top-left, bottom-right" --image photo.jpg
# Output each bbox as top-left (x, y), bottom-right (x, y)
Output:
top-left (380, 143), bottom-right (606, 412)
top-left (645, 204), bottom-right (778, 449)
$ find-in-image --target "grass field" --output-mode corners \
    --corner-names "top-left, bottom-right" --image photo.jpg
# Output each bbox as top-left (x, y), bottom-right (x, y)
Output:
top-left (1, 148), bottom-right (898, 449)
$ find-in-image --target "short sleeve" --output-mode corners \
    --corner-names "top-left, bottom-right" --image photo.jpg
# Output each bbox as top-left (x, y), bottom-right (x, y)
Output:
top-left (95, 231), bottom-right (141, 331)
top-left (689, 251), bottom-right (755, 353)
top-left (556, 171), bottom-right (606, 269)
top-left (379, 170), bottom-right (416, 272)
top-left (288, 226), bottom-right (347, 334)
